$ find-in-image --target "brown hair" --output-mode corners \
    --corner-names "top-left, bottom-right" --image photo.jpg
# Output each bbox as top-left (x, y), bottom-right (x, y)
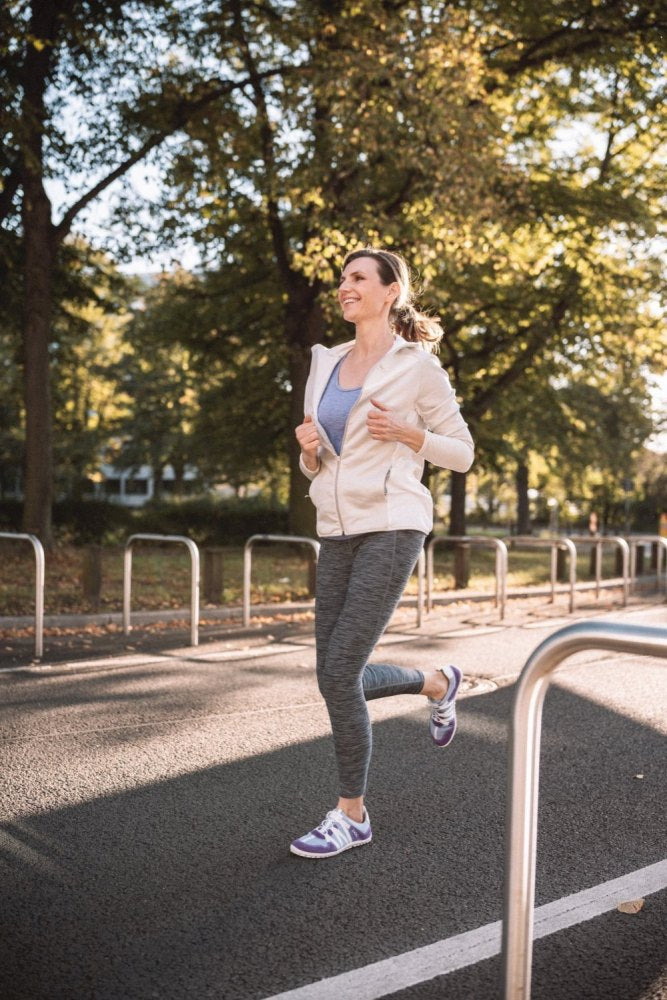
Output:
top-left (341, 247), bottom-right (443, 353)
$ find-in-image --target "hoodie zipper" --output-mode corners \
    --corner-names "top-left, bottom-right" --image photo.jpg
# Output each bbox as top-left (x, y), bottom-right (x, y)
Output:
top-left (317, 346), bottom-right (402, 535)
top-left (333, 401), bottom-right (359, 535)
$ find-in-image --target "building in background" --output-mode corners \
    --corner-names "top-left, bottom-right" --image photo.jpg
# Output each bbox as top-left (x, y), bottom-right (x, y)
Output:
top-left (93, 464), bottom-right (200, 507)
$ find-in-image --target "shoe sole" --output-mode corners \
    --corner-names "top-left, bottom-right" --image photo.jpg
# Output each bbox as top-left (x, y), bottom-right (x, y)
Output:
top-left (432, 717), bottom-right (457, 748)
top-left (290, 835), bottom-right (372, 859)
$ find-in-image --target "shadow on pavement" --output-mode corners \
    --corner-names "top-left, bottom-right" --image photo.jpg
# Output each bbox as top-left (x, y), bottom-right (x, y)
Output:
top-left (0, 684), bottom-right (664, 1000)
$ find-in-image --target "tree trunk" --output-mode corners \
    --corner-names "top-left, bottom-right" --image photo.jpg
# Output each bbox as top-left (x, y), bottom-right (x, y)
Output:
top-left (21, 205), bottom-right (55, 543)
top-left (152, 462), bottom-right (164, 502)
top-left (20, 0), bottom-right (58, 546)
top-left (21, 132), bottom-right (56, 533)
top-left (449, 471), bottom-right (467, 536)
top-left (516, 460), bottom-right (531, 535)
top-left (449, 471), bottom-right (468, 588)
top-left (286, 284), bottom-right (324, 537)
top-left (288, 340), bottom-right (317, 536)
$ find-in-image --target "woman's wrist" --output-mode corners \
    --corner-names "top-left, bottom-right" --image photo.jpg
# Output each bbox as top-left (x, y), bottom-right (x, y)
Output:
top-left (398, 426), bottom-right (426, 453)
top-left (301, 451), bottom-right (320, 472)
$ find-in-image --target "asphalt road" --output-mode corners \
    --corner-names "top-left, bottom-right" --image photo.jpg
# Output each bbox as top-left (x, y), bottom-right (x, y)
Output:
top-left (0, 597), bottom-right (665, 1000)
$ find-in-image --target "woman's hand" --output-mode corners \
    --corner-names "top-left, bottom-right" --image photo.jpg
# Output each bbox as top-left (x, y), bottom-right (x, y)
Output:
top-left (295, 415), bottom-right (321, 471)
top-left (367, 398), bottom-right (425, 453)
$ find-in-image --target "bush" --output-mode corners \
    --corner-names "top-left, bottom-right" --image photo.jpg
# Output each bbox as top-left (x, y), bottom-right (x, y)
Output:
top-left (53, 499), bottom-right (135, 543)
top-left (0, 500), bottom-right (22, 531)
top-left (134, 497), bottom-right (288, 545)
top-left (0, 497), bottom-right (289, 546)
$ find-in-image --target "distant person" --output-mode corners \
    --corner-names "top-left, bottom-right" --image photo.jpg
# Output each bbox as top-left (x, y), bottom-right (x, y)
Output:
top-left (291, 247), bottom-right (474, 859)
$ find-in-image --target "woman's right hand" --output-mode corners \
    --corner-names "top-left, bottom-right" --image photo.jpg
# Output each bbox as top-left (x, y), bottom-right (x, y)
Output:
top-left (295, 415), bottom-right (321, 471)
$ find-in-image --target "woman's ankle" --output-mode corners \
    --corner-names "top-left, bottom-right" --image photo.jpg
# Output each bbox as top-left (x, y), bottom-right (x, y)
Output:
top-left (422, 668), bottom-right (449, 701)
top-left (338, 797), bottom-right (365, 823)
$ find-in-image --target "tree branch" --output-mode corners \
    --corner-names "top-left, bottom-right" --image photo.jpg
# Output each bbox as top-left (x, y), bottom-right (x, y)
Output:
top-left (0, 167), bottom-right (21, 224)
top-left (469, 279), bottom-right (578, 418)
top-left (484, 8), bottom-right (667, 91)
top-left (229, 0), bottom-right (293, 290)
top-left (53, 64), bottom-right (298, 243)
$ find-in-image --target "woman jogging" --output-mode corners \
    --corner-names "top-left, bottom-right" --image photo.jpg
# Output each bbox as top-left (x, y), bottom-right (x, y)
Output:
top-left (291, 247), bottom-right (474, 859)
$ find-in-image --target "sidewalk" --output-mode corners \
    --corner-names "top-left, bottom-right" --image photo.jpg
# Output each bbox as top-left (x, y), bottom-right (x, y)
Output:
top-left (0, 598), bottom-right (665, 1000)
top-left (2, 579), bottom-right (663, 671)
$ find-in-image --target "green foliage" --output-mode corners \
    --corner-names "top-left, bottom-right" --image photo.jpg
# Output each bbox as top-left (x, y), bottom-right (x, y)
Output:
top-left (2, 0), bottom-right (665, 536)
top-left (0, 495), bottom-right (288, 545)
top-left (133, 497), bottom-right (289, 546)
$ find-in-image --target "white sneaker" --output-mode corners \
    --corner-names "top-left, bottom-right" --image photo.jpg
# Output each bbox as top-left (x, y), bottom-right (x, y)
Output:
top-left (428, 665), bottom-right (462, 747)
top-left (290, 808), bottom-right (372, 858)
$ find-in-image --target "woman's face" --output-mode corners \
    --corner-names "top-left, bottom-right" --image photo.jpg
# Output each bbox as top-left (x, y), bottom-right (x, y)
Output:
top-left (338, 256), bottom-right (398, 324)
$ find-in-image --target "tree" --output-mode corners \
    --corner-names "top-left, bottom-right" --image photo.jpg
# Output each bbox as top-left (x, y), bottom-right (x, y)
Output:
top-left (151, 0), bottom-right (666, 535)
top-left (152, 0), bottom-right (512, 532)
top-left (426, 3), bottom-right (667, 530)
top-left (5, 0), bottom-right (665, 542)
top-left (0, 0), bottom-right (294, 543)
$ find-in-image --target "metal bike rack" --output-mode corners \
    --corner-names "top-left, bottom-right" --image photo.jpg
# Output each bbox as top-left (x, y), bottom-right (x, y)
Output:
top-left (243, 534), bottom-right (320, 627)
top-left (123, 534), bottom-right (200, 647)
top-left (425, 535), bottom-right (508, 619)
top-left (502, 620), bottom-right (667, 1000)
top-left (0, 532), bottom-right (45, 659)
top-left (504, 536), bottom-right (577, 613)
top-left (564, 536), bottom-right (629, 605)
top-left (243, 534), bottom-right (425, 628)
top-left (627, 535), bottom-right (667, 595)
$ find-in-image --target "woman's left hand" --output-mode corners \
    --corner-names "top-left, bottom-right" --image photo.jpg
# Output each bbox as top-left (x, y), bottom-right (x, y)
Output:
top-left (366, 398), bottom-right (407, 441)
top-left (367, 398), bottom-right (426, 453)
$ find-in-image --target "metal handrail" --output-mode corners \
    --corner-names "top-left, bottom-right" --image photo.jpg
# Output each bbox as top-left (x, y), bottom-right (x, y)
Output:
top-left (564, 536), bottom-right (629, 605)
top-left (626, 535), bottom-right (667, 595)
top-left (504, 536), bottom-right (577, 613)
top-left (0, 532), bottom-right (45, 659)
top-left (426, 535), bottom-right (508, 619)
top-left (502, 620), bottom-right (667, 1000)
top-left (123, 534), bottom-right (200, 647)
top-left (243, 534), bottom-right (320, 627)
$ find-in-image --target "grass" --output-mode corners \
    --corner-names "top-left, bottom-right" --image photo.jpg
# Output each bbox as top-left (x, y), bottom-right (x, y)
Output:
top-left (0, 538), bottom-right (634, 618)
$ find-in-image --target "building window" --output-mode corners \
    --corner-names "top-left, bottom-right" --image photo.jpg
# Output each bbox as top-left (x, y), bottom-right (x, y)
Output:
top-left (125, 478), bottom-right (149, 496)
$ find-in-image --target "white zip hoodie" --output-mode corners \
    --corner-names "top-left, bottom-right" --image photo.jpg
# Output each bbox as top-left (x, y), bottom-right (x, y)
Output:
top-left (299, 336), bottom-right (474, 537)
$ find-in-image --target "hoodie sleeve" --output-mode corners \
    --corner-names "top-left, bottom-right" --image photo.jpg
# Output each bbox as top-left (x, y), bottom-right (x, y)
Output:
top-left (414, 357), bottom-right (474, 473)
top-left (299, 452), bottom-right (320, 481)
top-left (298, 348), bottom-right (321, 481)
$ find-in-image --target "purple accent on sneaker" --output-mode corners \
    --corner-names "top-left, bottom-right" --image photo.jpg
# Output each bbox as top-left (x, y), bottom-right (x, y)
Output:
top-left (290, 808), bottom-right (372, 859)
top-left (429, 665), bottom-right (462, 748)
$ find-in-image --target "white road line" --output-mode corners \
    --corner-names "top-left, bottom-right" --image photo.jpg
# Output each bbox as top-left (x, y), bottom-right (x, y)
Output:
top-left (263, 860), bottom-right (667, 1000)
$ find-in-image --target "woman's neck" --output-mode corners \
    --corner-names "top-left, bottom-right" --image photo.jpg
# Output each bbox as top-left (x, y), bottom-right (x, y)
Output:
top-left (352, 319), bottom-right (394, 359)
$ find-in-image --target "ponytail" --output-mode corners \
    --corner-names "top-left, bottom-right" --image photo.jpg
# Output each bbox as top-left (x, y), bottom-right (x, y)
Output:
top-left (391, 302), bottom-right (443, 353)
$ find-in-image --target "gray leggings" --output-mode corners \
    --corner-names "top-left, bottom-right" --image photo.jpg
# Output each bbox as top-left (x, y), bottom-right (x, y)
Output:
top-left (315, 530), bottom-right (426, 798)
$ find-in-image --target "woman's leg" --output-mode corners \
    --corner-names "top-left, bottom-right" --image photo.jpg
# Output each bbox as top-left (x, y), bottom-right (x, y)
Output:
top-left (316, 530), bottom-right (426, 803)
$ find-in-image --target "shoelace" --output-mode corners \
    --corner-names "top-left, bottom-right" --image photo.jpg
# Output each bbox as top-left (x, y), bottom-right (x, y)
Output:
top-left (315, 809), bottom-right (354, 845)
top-left (431, 695), bottom-right (455, 725)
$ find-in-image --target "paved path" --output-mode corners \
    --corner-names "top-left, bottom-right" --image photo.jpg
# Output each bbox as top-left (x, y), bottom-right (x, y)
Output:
top-left (0, 597), bottom-right (665, 999)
